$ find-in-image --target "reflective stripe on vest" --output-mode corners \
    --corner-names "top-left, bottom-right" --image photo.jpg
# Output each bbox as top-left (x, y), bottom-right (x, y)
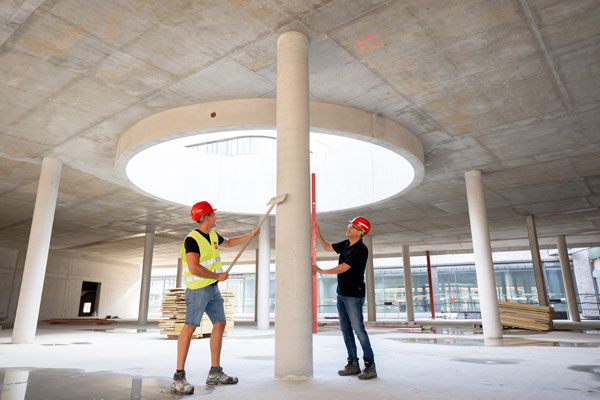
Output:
top-left (179, 230), bottom-right (223, 289)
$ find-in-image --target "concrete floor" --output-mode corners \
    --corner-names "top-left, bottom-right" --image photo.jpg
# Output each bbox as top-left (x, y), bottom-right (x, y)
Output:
top-left (1, 321), bottom-right (600, 400)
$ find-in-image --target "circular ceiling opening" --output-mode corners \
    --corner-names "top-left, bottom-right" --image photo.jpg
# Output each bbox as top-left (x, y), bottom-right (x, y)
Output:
top-left (126, 129), bottom-right (415, 214)
top-left (116, 99), bottom-right (425, 216)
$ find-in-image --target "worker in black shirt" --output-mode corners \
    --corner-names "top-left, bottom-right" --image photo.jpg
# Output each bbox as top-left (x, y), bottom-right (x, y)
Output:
top-left (313, 216), bottom-right (377, 380)
top-left (171, 201), bottom-right (259, 394)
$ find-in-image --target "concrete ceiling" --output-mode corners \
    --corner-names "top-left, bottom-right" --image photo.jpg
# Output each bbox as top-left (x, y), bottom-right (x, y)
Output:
top-left (1, 0), bottom-right (599, 267)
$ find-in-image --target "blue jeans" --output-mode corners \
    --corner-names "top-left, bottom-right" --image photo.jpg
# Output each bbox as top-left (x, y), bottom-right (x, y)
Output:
top-left (336, 294), bottom-right (374, 364)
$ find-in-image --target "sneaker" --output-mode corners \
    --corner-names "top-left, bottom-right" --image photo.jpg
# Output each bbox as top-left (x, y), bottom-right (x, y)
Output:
top-left (358, 363), bottom-right (377, 380)
top-left (338, 361), bottom-right (361, 376)
top-left (171, 370), bottom-right (194, 394)
top-left (206, 366), bottom-right (238, 385)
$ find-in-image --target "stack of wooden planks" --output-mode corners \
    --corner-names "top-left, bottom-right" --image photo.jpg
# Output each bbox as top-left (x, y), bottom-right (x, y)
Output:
top-left (159, 287), bottom-right (235, 339)
top-left (498, 301), bottom-right (554, 331)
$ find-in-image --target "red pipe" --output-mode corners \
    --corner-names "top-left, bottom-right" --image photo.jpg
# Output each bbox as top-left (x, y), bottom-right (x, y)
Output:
top-left (312, 173), bottom-right (317, 334)
top-left (426, 250), bottom-right (435, 319)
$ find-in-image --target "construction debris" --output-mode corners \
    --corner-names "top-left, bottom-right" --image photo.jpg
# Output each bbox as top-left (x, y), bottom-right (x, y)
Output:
top-left (159, 287), bottom-right (234, 339)
top-left (498, 302), bottom-right (555, 331)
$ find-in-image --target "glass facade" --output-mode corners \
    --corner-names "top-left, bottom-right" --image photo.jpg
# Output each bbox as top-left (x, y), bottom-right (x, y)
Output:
top-left (187, 136), bottom-right (276, 157)
top-left (148, 260), bottom-right (582, 320)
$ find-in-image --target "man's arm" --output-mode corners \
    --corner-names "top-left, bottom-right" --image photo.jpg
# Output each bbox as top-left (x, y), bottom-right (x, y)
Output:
top-left (221, 226), bottom-right (260, 248)
top-left (313, 263), bottom-right (350, 275)
top-left (315, 224), bottom-right (334, 252)
top-left (186, 252), bottom-right (228, 281)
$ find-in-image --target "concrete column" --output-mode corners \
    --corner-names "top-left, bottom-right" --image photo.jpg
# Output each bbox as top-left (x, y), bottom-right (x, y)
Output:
top-left (137, 226), bottom-right (154, 325)
top-left (257, 216), bottom-right (271, 330)
top-left (11, 157), bottom-right (62, 344)
top-left (176, 258), bottom-right (183, 289)
top-left (402, 245), bottom-right (414, 323)
top-left (275, 31), bottom-right (312, 380)
top-left (572, 251), bottom-right (600, 319)
top-left (255, 249), bottom-right (259, 322)
top-left (556, 235), bottom-right (580, 322)
top-left (526, 215), bottom-right (549, 306)
top-left (430, 265), bottom-right (441, 315)
top-left (503, 270), bottom-right (514, 301)
top-left (364, 235), bottom-right (376, 322)
top-left (464, 170), bottom-right (503, 340)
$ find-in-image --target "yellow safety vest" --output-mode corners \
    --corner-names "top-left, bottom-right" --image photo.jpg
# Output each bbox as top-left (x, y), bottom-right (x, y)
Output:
top-left (179, 230), bottom-right (223, 289)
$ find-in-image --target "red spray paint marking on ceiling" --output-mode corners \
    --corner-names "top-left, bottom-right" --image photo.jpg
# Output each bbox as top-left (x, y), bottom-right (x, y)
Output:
top-left (354, 33), bottom-right (383, 53)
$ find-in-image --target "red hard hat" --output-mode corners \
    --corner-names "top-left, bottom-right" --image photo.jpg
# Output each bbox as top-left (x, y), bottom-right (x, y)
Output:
top-left (191, 201), bottom-right (216, 222)
top-left (350, 216), bottom-right (371, 236)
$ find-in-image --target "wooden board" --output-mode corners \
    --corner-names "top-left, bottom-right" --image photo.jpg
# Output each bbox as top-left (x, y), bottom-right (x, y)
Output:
top-left (160, 288), bottom-right (235, 339)
top-left (498, 302), bottom-right (554, 331)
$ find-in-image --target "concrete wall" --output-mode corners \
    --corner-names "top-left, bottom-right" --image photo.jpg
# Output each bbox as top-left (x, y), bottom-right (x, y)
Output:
top-left (0, 243), bottom-right (140, 324)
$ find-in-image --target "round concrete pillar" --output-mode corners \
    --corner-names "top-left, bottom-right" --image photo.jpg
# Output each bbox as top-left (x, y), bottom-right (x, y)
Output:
top-left (526, 215), bottom-right (549, 306)
top-left (274, 30), bottom-right (312, 380)
top-left (464, 170), bottom-right (503, 340)
top-left (556, 235), bottom-right (580, 322)
top-left (257, 216), bottom-right (271, 330)
top-left (176, 257), bottom-right (183, 289)
top-left (11, 157), bottom-right (62, 344)
top-left (138, 226), bottom-right (154, 325)
top-left (402, 245), bottom-right (414, 323)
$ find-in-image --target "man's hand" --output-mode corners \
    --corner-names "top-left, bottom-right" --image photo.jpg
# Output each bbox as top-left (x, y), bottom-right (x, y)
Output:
top-left (215, 272), bottom-right (229, 281)
top-left (312, 264), bottom-right (321, 274)
top-left (315, 223), bottom-right (334, 252)
top-left (251, 226), bottom-right (261, 237)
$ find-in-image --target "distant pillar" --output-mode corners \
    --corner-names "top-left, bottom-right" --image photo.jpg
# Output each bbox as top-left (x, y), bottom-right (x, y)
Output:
top-left (138, 226), bottom-right (154, 325)
top-left (556, 235), bottom-right (580, 322)
top-left (364, 235), bottom-right (376, 322)
top-left (12, 157), bottom-right (62, 344)
top-left (257, 216), bottom-right (271, 330)
top-left (255, 249), bottom-right (259, 322)
top-left (526, 215), bottom-right (548, 306)
top-left (572, 251), bottom-right (600, 319)
top-left (465, 170), bottom-right (502, 340)
top-left (430, 264), bottom-right (441, 315)
top-left (275, 31), bottom-right (312, 380)
top-left (176, 258), bottom-right (183, 288)
top-left (403, 245), bottom-right (414, 323)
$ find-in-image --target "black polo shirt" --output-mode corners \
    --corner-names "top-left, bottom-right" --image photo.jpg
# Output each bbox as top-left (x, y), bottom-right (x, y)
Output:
top-left (332, 239), bottom-right (369, 298)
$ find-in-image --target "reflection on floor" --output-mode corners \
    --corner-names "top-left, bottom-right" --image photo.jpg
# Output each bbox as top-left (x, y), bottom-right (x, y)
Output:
top-left (1, 320), bottom-right (600, 400)
top-left (388, 337), bottom-right (600, 346)
top-left (0, 368), bottom-right (213, 400)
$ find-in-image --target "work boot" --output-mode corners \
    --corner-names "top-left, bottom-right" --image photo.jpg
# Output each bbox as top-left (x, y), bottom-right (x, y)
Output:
top-left (171, 370), bottom-right (194, 394)
top-left (338, 360), bottom-right (361, 376)
top-left (206, 366), bottom-right (238, 385)
top-left (358, 363), bottom-right (377, 380)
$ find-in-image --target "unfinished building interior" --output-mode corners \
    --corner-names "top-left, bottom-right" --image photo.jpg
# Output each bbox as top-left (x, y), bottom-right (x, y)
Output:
top-left (1, 1), bottom-right (600, 399)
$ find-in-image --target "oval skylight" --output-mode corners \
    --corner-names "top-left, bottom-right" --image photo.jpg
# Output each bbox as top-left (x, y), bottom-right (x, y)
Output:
top-left (126, 129), bottom-right (415, 214)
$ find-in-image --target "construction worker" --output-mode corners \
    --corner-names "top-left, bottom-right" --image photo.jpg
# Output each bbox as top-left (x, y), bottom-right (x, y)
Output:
top-left (171, 201), bottom-right (259, 394)
top-left (313, 217), bottom-right (377, 380)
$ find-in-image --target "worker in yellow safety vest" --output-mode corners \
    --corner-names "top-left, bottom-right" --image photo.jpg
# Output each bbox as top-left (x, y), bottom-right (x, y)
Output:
top-left (171, 201), bottom-right (259, 395)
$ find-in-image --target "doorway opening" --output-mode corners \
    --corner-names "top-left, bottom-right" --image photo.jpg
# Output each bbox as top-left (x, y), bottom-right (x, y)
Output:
top-left (79, 281), bottom-right (101, 317)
